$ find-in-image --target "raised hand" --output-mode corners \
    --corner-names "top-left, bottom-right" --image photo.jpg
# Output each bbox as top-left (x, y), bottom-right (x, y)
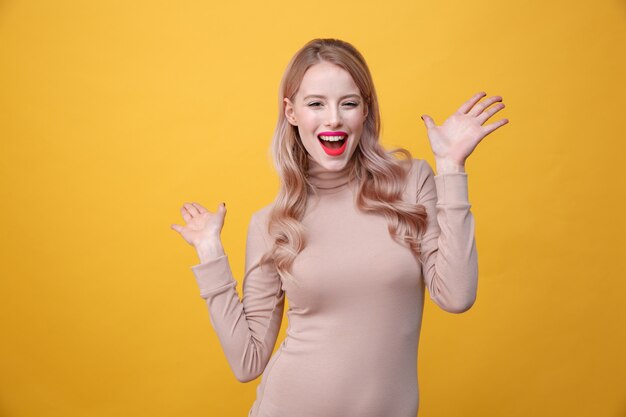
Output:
top-left (171, 202), bottom-right (226, 248)
top-left (420, 92), bottom-right (509, 167)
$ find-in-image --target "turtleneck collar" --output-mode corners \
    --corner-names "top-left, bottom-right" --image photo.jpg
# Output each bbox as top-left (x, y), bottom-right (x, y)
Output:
top-left (306, 155), bottom-right (353, 190)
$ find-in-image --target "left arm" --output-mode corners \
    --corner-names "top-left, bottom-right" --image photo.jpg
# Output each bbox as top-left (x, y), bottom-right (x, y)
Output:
top-left (417, 91), bottom-right (510, 312)
top-left (416, 159), bottom-right (477, 313)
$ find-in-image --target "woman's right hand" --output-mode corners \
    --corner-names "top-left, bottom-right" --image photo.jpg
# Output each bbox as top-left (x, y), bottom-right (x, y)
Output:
top-left (170, 202), bottom-right (226, 248)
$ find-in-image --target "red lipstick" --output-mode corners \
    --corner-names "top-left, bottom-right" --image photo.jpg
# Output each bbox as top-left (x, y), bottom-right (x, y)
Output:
top-left (317, 131), bottom-right (348, 156)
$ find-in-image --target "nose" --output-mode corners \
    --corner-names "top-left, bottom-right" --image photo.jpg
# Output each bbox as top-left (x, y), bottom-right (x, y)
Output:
top-left (324, 105), bottom-right (342, 128)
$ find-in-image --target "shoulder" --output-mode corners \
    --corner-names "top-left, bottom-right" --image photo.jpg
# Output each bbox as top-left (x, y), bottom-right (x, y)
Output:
top-left (400, 158), bottom-right (436, 203)
top-left (400, 157), bottom-right (432, 175)
top-left (408, 157), bottom-right (434, 174)
top-left (239, 202), bottom-right (275, 250)
top-left (250, 201), bottom-right (276, 233)
top-left (406, 158), bottom-right (435, 187)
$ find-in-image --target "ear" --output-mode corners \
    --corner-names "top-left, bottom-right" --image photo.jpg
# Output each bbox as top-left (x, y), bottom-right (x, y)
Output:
top-left (284, 98), bottom-right (298, 126)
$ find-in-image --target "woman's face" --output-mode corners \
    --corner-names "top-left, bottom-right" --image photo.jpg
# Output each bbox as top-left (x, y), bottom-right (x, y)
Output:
top-left (284, 61), bottom-right (368, 172)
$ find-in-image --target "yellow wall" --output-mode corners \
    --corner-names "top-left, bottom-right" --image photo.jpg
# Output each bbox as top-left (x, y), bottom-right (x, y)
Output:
top-left (1, 1), bottom-right (624, 416)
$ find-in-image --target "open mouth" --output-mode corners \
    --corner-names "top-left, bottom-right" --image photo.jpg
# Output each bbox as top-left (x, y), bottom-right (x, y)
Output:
top-left (317, 132), bottom-right (348, 155)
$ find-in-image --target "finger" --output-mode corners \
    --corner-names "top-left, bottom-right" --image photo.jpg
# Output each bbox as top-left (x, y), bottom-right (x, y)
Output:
top-left (171, 224), bottom-right (183, 233)
top-left (482, 118), bottom-right (509, 136)
top-left (455, 91), bottom-right (487, 115)
top-left (218, 202), bottom-right (227, 216)
top-left (184, 202), bottom-right (201, 216)
top-left (477, 102), bottom-right (505, 125)
top-left (469, 95), bottom-right (503, 117)
top-left (421, 114), bottom-right (436, 129)
top-left (180, 206), bottom-right (192, 223)
top-left (191, 202), bottom-right (208, 214)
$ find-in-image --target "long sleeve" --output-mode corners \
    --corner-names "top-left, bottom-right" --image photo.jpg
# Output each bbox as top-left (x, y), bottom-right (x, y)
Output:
top-left (190, 212), bottom-right (285, 382)
top-left (416, 160), bottom-right (478, 314)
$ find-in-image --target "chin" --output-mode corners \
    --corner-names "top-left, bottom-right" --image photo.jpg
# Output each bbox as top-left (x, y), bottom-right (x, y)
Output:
top-left (305, 141), bottom-right (359, 171)
top-left (318, 155), bottom-right (352, 170)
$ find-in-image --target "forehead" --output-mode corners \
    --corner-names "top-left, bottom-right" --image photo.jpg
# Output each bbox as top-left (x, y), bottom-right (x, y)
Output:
top-left (297, 61), bottom-right (360, 97)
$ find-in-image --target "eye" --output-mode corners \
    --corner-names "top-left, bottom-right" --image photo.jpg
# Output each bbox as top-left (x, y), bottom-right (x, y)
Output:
top-left (343, 101), bottom-right (359, 107)
top-left (307, 102), bottom-right (323, 107)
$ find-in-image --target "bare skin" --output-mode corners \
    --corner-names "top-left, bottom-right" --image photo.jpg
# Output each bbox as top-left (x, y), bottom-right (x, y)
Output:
top-left (171, 201), bottom-right (226, 263)
top-left (422, 91), bottom-right (509, 171)
top-left (171, 91), bottom-right (509, 262)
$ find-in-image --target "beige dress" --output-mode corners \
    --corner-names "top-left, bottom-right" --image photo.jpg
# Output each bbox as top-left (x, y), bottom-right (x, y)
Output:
top-left (190, 156), bottom-right (478, 417)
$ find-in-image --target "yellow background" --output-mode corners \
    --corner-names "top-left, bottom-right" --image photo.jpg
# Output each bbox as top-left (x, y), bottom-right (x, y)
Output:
top-left (1, 0), bottom-right (624, 416)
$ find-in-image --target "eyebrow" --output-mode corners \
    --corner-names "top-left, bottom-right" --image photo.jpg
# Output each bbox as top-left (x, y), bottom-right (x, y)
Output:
top-left (302, 94), bottom-right (362, 101)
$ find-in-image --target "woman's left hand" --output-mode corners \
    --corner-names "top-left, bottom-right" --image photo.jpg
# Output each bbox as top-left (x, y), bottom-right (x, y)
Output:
top-left (420, 91), bottom-right (509, 167)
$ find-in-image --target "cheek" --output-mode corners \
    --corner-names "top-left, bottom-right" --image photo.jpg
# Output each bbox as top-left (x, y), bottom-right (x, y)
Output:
top-left (353, 113), bottom-right (367, 131)
top-left (297, 113), bottom-right (322, 135)
top-left (296, 116), bottom-right (317, 141)
top-left (299, 110), bottom-right (319, 124)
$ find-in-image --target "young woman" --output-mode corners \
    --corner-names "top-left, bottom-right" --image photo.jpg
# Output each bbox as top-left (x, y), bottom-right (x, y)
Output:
top-left (171, 38), bottom-right (508, 417)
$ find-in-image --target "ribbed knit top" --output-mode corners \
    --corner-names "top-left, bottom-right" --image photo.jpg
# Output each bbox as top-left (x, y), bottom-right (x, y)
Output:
top-left (190, 157), bottom-right (478, 417)
top-left (305, 155), bottom-right (353, 190)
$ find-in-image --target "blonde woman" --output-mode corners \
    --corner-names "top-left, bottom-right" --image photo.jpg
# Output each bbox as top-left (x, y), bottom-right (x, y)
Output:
top-left (171, 38), bottom-right (508, 417)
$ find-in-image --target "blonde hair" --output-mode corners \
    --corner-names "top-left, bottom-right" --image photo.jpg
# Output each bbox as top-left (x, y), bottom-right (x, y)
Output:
top-left (261, 38), bottom-right (428, 284)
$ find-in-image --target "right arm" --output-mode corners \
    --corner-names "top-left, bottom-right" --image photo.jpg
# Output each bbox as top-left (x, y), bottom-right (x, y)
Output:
top-left (172, 203), bottom-right (285, 382)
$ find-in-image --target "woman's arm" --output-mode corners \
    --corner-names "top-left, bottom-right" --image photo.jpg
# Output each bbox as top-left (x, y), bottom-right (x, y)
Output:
top-left (416, 159), bottom-right (478, 314)
top-left (172, 203), bottom-right (285, 382)
top-left (191, 212), bottom-right (285, 382)
top-left (416, 91), bottom-right (508, 312)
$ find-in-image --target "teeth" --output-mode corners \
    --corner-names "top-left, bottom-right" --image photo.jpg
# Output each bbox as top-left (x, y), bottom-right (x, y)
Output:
top-left (319, 135), bottom-right (346, 142)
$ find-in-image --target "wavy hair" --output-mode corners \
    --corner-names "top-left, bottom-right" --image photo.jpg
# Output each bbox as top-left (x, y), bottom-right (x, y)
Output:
top-left (260, 38), bottom-right (428, 284)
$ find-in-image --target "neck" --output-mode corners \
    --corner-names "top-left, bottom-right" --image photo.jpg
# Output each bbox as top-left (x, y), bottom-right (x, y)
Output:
top-left (306, 155), bottom-right (353, 190)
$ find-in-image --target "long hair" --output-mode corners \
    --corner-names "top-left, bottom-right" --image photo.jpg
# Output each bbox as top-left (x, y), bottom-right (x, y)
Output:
top-left (260, 38), bottom-right (428, 284)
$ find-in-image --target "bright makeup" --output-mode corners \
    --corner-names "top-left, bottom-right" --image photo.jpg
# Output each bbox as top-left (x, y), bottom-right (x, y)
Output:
top-left (317, 131), bottom-right (348, 156)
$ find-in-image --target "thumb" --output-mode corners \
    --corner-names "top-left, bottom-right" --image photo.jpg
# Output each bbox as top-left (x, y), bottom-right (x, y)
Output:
top-left (421, 114), bottom-right (436, 130)
top-left (171, 224), bottom-right (183, 233)
top-left (219, 202), bottom-right (227, 216)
